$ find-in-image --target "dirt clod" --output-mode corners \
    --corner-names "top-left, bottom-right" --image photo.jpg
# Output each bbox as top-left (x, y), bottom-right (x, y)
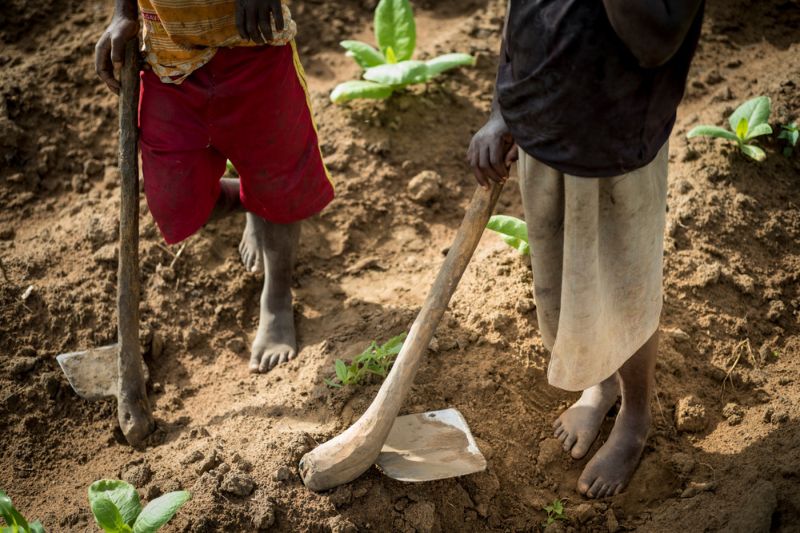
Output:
top-left (407, 170), bottom-right (442, 203)
top-left (675, 395), bottom-right (708, 432)
top-left (221, 471), bottom-right (255, 497)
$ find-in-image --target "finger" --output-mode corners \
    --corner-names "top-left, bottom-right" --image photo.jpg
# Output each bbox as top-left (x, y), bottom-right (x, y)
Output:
top-left (236, 1), bottom-right (248, 40)
top-left (257, 1), bottom-right (273, 42)
top-left (271, 1), bottom-right (285, 31)
top-left (479, 146), bottom-right (503, 183)
top-left (95, 36), bottom-right (120, 93)
top-left (489, 142), bottom-right (509, 181)
top-left (471, 162), bottom-right (489, 189)
top-left (505, 144), bottom-right (519, 167)
top-left (247, 2), bottom-right (263, 43)
top-left (109, 33), bottom-right (127, 70)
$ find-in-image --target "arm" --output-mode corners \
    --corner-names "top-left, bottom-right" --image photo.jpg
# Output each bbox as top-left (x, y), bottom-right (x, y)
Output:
top-left (467, 4), bottom-right (517, 189)
top-left (602, 0), bottom-right (703, 68)
top-left (95, 0), bottom-right (139, 94)
top-left (235, 0), bottom-right (286, 44)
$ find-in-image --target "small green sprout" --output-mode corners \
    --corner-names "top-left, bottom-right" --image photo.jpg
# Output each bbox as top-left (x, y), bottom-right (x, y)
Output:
top-left (331, 0), bottom-right (475, 104)
top-left (543, 498), bottom-right (567, 526)
top-left (325, 333), bottom-right (406, 387)
top-left (687, 96), bottom-right (773, 161)
top-left (88, 480), bottom-right (190, 533)
top-left (486, 215), bottom-right (529, 255)
top-left (778, 122), bottom-right (798, 157)
top-left (0, 490), bottom-right (45, 533)
top-left (225, 160), bottom-right (238, 177)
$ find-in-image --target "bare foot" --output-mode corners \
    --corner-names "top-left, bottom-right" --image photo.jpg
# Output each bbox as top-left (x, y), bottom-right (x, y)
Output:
top-left (247, 219), bottom-right (301, 373)
top-left (239, 212), bottom-right (264, 273)
top-left (553, 375), bottom-right (620, 458)
top-left (577, 332), bottom-right (657, 498)
top-left (577, 404), bottom-right (650, 498)
top-left (249, 299), bottom-right (297, 373)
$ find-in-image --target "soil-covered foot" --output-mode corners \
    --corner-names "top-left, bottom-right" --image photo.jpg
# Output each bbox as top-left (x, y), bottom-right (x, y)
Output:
top-left (554, 374), bottom-right (620, 459)
top-left (577, 403), bottom-right (651, 498)
top-left (249, 300), bottom-right (297, 373)
top-left (239, 212), bottom-right (265, 273)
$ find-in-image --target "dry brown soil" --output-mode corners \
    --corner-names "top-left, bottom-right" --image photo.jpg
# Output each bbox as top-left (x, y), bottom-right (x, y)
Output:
top-left (1, 0), bottom-right (800, 531)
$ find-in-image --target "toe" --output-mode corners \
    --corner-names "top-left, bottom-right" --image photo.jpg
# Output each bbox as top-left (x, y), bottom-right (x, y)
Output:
top-left (249, 351), bottom-right (262, 373)
top-left (287, 349), bottom-right (297, 361)
top-left (552, 418), bottom-right (563, 429)
top-left (612, 483), bottom-right (624, 496)
top-left (571, 437), bottom-right (591, 460)
top-left (597, 484), bottom-right (610, 498)
top-left (278, 351), bottom-right (289, 365)
top-left (563, 433), bottom-right (577, 452)
top-left (268, 352), bottom-right (280, 370)
top-left (557, 431), bottom-right (568, 443)
top-left (554, 426), bottom-right (565, 438)
top-left (258, 354), bottom-right (271, 373)
top-left (587, 479), bottom-right (604, 499)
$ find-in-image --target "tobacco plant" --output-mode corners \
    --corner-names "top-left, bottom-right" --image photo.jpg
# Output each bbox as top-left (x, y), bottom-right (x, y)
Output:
top-left (88, 480), bottom-right (190, 533)
top-left (778, 122), bottom-right (798, 156)
top-left (486, 215), bottom-right (529, 255)
top-left (325, 333), bottom-right (406, 387)
top-left (0, 490), bottom-right (44, 533)
top-left (331, 0), bottom-right (474, 103)
top-left (687, 96), bottom-right (772, 161)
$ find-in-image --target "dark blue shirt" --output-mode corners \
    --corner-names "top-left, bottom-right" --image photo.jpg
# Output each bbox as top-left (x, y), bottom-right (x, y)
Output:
top-left (497, 0), bottom-right (704, 177)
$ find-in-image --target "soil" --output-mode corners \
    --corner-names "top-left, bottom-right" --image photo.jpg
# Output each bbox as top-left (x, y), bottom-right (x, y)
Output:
top-left (1, 0), bottom-right (799, 531)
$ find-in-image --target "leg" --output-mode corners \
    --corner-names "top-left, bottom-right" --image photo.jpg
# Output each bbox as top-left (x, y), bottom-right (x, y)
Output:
top-left (553, 374), bottom-right (620, 459)
top-left (249, 219), bottom-right (300, 373)
top-left (577, 331), bottom-right (657, 498)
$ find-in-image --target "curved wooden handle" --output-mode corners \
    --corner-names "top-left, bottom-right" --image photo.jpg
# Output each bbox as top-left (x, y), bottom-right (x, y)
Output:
top-left (300, 182), bottom-right (504, 491)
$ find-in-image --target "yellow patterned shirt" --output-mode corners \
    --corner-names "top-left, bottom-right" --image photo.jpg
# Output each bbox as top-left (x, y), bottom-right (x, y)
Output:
top-left (139, 0), bottom-right (297, 84)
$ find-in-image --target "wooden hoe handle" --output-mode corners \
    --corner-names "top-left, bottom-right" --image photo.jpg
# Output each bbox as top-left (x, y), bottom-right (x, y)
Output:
top-left (300, 182), bottom-right (504, 491)
top-left (116, 39), bottom-right (155, 445)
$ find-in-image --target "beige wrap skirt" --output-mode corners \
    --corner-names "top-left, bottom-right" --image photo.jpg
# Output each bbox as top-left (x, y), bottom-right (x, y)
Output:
top-left (518, 144), bottom-right (668, 392)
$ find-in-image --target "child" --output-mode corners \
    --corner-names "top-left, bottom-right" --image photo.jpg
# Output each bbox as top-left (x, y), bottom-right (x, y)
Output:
top-left (468, 0), bottom-right (704, 498)
top-left (95, 0), bottom-right (334, 373)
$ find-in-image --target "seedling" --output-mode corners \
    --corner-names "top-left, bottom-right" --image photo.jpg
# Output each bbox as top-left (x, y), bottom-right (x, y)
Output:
top-left (331, 0), bottom-right (474, 103)
top-left (778, 122), bottom-right (798, 157)
top-left (225, 160), bottom-right (238, 177)
top-left (88, 480), bottom-right (190, 533)
top-left (325, 333), bottom-right (406, 387)
top-left (0, 490), bottom-right (45, 533)
top-left (543, 498), bottom-right (567, 526)
top-left (486, 215), bottom-right (529, 254)
top-left (687, 96), bottom-right (772, 161)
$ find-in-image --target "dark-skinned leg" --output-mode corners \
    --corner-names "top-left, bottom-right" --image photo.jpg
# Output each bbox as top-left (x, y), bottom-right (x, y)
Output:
top-left (248, 218), bottom-right (300, 373)
top-left (207, 177), bottom-right (299, 371)
top-left (577, 331), bottom-right (657, 498)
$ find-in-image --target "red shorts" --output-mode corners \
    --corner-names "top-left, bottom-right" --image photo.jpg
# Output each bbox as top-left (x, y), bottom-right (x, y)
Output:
top-left (139, 42), bottom-right (334, 244)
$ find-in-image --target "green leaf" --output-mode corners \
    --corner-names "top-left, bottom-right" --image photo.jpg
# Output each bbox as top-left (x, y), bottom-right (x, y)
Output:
top-left (88, 480), bottom-right (142, 528)
top-left (686, 125), bottom-right (739, 142)
top-left (735, 117), bottom-right (748, 140)
top-left (486, 215), bottom-right (530, 255)
top-left (740, 143), bottom-right (766, 161)
top-left (334, 359), bottom-right (348, 382)
top-left (0, 491), bottom-right (30, 531)
top-left (29, 522), bottom-right (45, 533)
top-left (778, 124), bottom-right (799, 146)
top-left (385, 46), bottom-right (397, 64)
top-left (132, 491), bottom-right (191, 533)
top-left (323, 377), bottom-right (342, 388)
top-left (363, 60), bottom-right (429, 86)
top-left (340, 40), bottom-right (386, 69)
top-left (374, 0), bottom-right (416, 61)
top-left (728, 96), bottom-right (771, 132)
top-left (745, 122), bottom-right (772, 140)
top-left (90, 498), bottom-right (128, 533)
top-left (425, 53), bottom-right (475, 77)
top-left (380, 333), bottom-right (406, 355)
top-left (330, 81), bottom-right (394, 104)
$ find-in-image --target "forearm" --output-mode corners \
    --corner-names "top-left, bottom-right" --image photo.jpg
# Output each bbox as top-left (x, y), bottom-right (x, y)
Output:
top-left (602, 0), bottom-right (702, 67)
top-left (490, 3), bottom-right (511, 119)
top-left (114, 0), bottom-right (138, 19)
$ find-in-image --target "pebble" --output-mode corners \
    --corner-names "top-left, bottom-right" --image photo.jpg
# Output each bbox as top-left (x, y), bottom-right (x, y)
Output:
top-left (121, 462), bottom-right (152, 487)
top-left (675, 395), bottom-right (708, 432)
top-left (537, 438), bottom-right (562, 466)
top-left (252, 500), bottom-right (276, 530)
top-left (574, 503), bottom-right (596, 524)
top-left (273, 465), bottom-right (292, 482)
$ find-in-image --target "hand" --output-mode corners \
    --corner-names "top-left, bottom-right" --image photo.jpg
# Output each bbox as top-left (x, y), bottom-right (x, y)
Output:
top-left (236, 0), bottom-right (285, 44)
top-left (467, 113), bottom-right (517, 189)
top-left (95, 15), bottom-right (139, 94)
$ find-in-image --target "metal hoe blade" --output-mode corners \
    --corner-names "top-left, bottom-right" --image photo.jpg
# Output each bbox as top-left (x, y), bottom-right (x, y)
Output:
top-left (376, 408), bottom-right (486, 482)
top-left (56, 344), bottom-right (149, 401)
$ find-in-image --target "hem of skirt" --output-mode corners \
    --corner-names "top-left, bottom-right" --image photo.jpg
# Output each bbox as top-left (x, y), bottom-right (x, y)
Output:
top-left (545, 302), bottom-right (663, 392)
